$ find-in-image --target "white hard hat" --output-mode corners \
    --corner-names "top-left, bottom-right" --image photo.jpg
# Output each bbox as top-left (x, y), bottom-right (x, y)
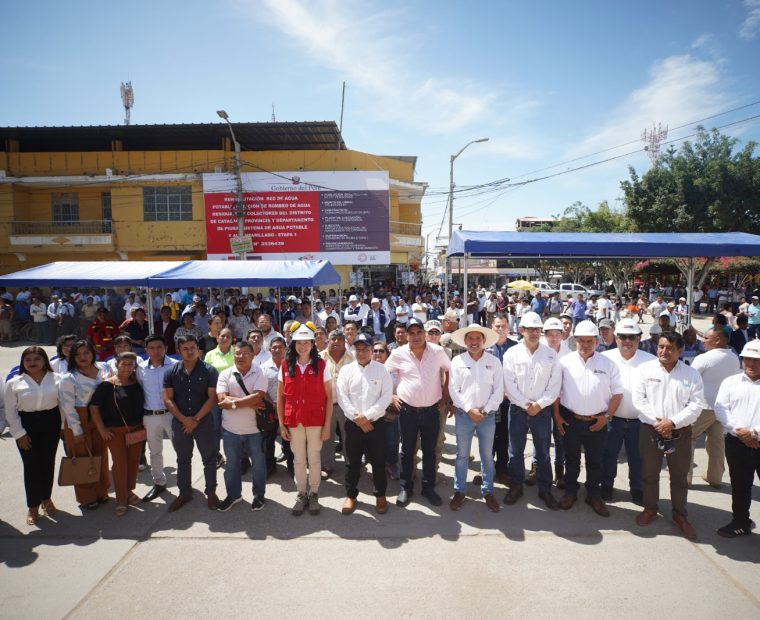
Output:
top-left (574, 320), bottom-right (599, 337)
top-left (740, 339), bottom-right (760, 359)
top-left (649, 324), bottom-right (662, 335)
top-left (615, 318), bottom-right (642, 335)
top-left (659, 310), bottom-right (671, 318)
top-left (291, 324), bottom-right (316, 341)
top-left (543, 317), bottom-right (564, 332)
top-left (520, 312), bottom-right (544, 329)
top-left (348, 295), bottom-right (358, 302)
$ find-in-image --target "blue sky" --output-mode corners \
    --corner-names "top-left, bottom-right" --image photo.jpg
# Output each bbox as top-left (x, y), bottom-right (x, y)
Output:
top-left (3, 0), bottom-right (760, 248)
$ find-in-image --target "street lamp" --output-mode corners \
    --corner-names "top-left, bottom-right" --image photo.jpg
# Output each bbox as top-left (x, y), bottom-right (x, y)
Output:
top-left (445, 137), bottom-right (488, 306)
top-left (217, 109), bottom-right (246, 260)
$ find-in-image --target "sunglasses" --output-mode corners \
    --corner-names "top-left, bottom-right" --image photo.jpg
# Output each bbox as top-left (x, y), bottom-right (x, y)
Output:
top-left (427, 330), bottom-right (441, 335)
top-left (617, 334), bottom-right (639, 341)
top-left (372, 348), bottom-right (387, 354)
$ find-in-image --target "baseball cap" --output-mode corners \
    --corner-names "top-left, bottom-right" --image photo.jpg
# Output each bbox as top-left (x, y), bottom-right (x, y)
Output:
top-left (659, 310), bottom-right (672, 318)
top-left (353, 333), bottom-right (374, 347)
top-left (543, 317), bottom-right (563, 332)
top-left (438, 309), bottom-right (460, 323)
top-left (740, 339), bottom-right (760, 359)
top-left (615, 318), bottom-right (642, 335)
top-left (574, 320), bottom-right (599, 337)
top-left (559, 312), bottom-right (573, 320)
top-left (520, 312), bottom-right (544, 329)
top-left (424, 320), bottom-right (442, 333)
top-left (193, 295), bottom-right (202, 302)
top-left (407, 318), bottom-right (425, 331)
top-left (598, 319), bottom-right (615, 329)
top-left (348, 294), bottom-right (358, 302)
top-left (371, 297), bottom-right (380, 304)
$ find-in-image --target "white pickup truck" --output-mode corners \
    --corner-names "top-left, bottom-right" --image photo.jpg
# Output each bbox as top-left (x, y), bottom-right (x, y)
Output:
top-left (527, 282), bottom-right (607, 298)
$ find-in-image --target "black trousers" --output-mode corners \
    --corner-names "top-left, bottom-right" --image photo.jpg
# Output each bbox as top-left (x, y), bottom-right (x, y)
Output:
top-left (493, 399), bottom-right (510, 475)
top-left (725, 433), bottom-right (760, 526)
top-left (172, 415), bottom-right (217, 496)
top-left (17, 409), bottom-right (61, 507)
top-left (399, 403), bottom-right (439, 492)
top-left (345, 418), bottom-right (387, 498)
top-left (562, 416), bottom-right (607, 498)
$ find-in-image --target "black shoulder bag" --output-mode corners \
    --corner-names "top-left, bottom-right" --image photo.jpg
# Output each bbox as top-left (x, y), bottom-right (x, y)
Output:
top-left (232, 372), bottom-right (278, 433)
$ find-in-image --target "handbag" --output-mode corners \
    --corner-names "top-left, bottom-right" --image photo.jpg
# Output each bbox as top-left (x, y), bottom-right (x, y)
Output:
top-left (233, 371), bottom-right (278, 433)
top-left (112, 382), bottom-right (147, 446)
top-left (58, 446), bottom-right (101, 486)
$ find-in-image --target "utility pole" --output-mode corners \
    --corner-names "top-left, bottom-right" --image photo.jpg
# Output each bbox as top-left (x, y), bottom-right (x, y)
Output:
top-left (445, 137), bottom-right (489, 306)
top-left (217, 110), bottom-right (246, 260)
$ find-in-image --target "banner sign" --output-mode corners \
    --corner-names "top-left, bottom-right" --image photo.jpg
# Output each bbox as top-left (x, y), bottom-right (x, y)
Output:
top-left (203, 171), bottom-right (390, 264)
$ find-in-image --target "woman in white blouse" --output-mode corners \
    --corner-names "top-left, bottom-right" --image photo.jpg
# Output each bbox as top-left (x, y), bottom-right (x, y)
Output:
top-left (4, 347), bottom-right (62, 525)
top-left (51, 334), bottom-right (77, 374)
top-left (59, 340), bottom-right (111, 510)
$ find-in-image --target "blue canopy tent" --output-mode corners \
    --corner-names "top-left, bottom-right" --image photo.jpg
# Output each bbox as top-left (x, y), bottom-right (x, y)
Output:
top-left (445, 231), bottom-right (760, 324)
top-left (0, 260), bottom-right (189, 288)
top-left (145, 259), bottom-right (340, 287)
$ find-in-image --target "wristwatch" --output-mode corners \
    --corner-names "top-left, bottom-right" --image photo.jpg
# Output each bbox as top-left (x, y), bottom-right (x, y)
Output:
top-left (231, 401), bottom-right (237, 410)
top-left (603, 413), bottom-right (611, 419)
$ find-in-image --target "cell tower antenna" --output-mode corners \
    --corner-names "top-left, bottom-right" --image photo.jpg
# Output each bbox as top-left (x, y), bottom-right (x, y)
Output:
top-left (120, 81), bottom-right (135, 125)
top-left (641, 122), bottom-right (668, 164)
top-left (271, 104), bottom-right (276, 122)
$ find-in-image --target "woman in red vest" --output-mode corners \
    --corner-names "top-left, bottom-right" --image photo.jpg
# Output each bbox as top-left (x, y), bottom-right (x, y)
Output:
top-left (277, 321), bottom-right (333, 517)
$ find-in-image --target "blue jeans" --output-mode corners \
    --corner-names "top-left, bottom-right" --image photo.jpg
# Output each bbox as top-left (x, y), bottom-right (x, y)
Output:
top-left (211, 405), bottom-right (222, 450)
top-left (399, 403), bottom-right (439, 492)
top-left (222, 429), bottom-right (266, 499)
top-left (384, 415), bottom-right (400, 466)
top-left (454, 409), bottom-right (496, 495)
top-left (508, 405), bottom-right (553, 492)
top-left (601, 417), bottom-right (642, 491)
top-left (530, 415), bottom-right (565, 467)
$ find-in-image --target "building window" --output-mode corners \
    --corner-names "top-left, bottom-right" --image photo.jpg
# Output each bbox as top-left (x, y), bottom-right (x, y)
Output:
top-left (52, 192), bottom-right (79, 224)
top-left (143, 186), bottom-right (192, 221)
top-left (101, 192), bottom-right (112, 233)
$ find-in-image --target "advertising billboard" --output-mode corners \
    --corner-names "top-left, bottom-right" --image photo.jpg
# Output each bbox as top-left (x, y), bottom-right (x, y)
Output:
top-left (203, 171), bottom-right (390, 264)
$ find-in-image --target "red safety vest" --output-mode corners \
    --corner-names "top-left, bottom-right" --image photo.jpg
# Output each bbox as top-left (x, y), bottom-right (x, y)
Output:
top-left (282, 358), bottom-right (327, 428)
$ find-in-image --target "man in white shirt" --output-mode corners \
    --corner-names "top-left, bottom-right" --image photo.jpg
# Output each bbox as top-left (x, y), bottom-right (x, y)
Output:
top-left (503, 312), bottom-right (562, 510)
top-left (632, 331), bottom-right (707, 539)
top-left (448, 324), bottom-right (503, 513)
top-left (216, 341), bottom-right (268, 512)
top-left (137, 335), bottom-right (178, 501)
top-left (689, 327), bottom-right (741, 488)
top-left (557, 320), bottom-right (623, 517)
top-left (648, 296), bottom-right (667, 320)
top-left (336, 333), bottom-right (393, 515)
top-left (245, 328), bottom-right (272, 368)
top-left (257, 314), bottom-right (283, 349)
top-left (600, 318), bottom-right (656, 505)
top-left (29, 296), bottom-right (48, 343)
top-left (713, 339), bottom-right (760, 537)
top-left (343, 294), bottom-right (369, 324)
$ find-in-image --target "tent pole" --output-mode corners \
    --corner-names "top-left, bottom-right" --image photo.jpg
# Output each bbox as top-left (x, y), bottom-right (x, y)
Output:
top-left (146, 287), bottom-right (155, 334)
top-left (686, 256), bottom-right (695, 327)
top-left (444, 253), bottom-right (449, 310)
top-left (463, 253), bottom-right (469, 325)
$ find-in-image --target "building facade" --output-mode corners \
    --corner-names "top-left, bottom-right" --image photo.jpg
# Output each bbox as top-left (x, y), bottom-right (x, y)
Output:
top-left (0, 122), bottom-right (426, 287)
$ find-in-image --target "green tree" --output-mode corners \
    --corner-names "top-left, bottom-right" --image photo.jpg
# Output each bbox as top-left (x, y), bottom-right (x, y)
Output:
top-left (622, 127), bottom-right (760, 286)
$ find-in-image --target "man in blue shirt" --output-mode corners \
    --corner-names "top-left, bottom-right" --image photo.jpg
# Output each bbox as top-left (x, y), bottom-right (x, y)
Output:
top-left (163, 334), bottom-right (220, 512)
top-left (530, 292), bottom-right (547, 316)
top-left (568, 294), bottom-right (587, 327)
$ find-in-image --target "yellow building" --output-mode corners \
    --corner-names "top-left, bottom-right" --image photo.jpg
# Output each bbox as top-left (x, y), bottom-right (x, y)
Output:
top-left (0, 122), bottom-right (426, 287)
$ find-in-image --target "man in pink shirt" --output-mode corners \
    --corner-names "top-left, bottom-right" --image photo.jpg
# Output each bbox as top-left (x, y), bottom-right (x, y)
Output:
top-left (385, 318), bottom-right (451, 507)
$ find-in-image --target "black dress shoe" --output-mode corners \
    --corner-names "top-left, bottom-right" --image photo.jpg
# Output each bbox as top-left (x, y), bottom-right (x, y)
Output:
top-left (276, 453), bottom-right (288, 463)
top-left (142, 484), bottom-right (167, 502)
top-left (396, 488), bottom-right (412, 507)
top-left (421, 487), bottom-right (443, 507)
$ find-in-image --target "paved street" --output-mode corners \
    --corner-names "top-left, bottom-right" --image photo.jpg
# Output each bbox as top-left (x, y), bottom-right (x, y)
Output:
top-left (1, 319), bottom-right (758, 619)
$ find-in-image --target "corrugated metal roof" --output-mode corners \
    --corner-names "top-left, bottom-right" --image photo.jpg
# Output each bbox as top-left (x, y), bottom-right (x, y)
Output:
top-left (1, 122), bottom-right (347, 152)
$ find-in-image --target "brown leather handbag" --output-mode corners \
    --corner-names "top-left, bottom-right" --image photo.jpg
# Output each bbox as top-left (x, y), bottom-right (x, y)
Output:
top-left (58, 446), bottom-right (101, 486)
top-left (112, 383), bottom-right (147, 446)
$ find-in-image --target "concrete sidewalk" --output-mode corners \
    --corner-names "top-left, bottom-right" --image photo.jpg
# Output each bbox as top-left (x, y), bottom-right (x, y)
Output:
top-left (1, 330), bottom-right (758, 619)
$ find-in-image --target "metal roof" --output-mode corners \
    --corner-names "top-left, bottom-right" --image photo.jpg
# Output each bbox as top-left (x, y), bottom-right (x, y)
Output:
top-left (0, 122), bottom-right (347, 152)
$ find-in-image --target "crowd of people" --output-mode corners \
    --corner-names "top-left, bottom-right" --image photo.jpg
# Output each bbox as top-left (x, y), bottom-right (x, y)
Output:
top-left (0, 280), bottom-right (758, 541)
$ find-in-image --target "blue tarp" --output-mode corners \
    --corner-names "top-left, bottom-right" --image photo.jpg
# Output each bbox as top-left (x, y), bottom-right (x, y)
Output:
top-left (146, 260), bottom-right (340, 287)
top-left (0, 259), bottom-right (341, 289)
top-left (0, 261), bottom-right (189, 287)
top-left (447, 231), bottom-right (760, 258)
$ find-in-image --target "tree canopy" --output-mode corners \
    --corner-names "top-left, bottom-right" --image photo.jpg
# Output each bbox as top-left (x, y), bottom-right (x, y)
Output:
top-left (621, 127), bottom-right (760, 234)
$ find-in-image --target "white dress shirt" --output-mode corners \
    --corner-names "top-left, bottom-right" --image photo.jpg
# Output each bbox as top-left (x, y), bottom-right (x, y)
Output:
top-left (385, 343), bottom-right (451, 408)
top-left (253, 349), bottom-right (272, 368)
top-left (690, 348), bottom-right (741, 408)
top-left (137, 356), bottom-right (177, 410)
top-left (59, 364), bottom-right (109, 436)
top-left (601, 348), bottom-right (656, 419)
top-left (632, 360), bottom-right (706, 429)
top-left (337, 359), bottom-right (393, 422)
top-left (4, 372), bottom-right (63, 439)
top-left (713, 372), bottom-right (760, 436)
top-left (449, 351), bottom-right (504, 413)
top-left (217, 364), bottom-right (268, 435)
top-left (560, 351), bottom-right (623, 415)
top-left (503, 342), bottom-right (561, 410)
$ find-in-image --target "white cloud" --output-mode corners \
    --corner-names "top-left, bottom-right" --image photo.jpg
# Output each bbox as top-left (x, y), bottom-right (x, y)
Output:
top-left (572, 54), bottom-right (733, 159)
top-left (740, 0), bottom-right (760, 39)
top-left (234, 0), bottom-right (537, 148)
